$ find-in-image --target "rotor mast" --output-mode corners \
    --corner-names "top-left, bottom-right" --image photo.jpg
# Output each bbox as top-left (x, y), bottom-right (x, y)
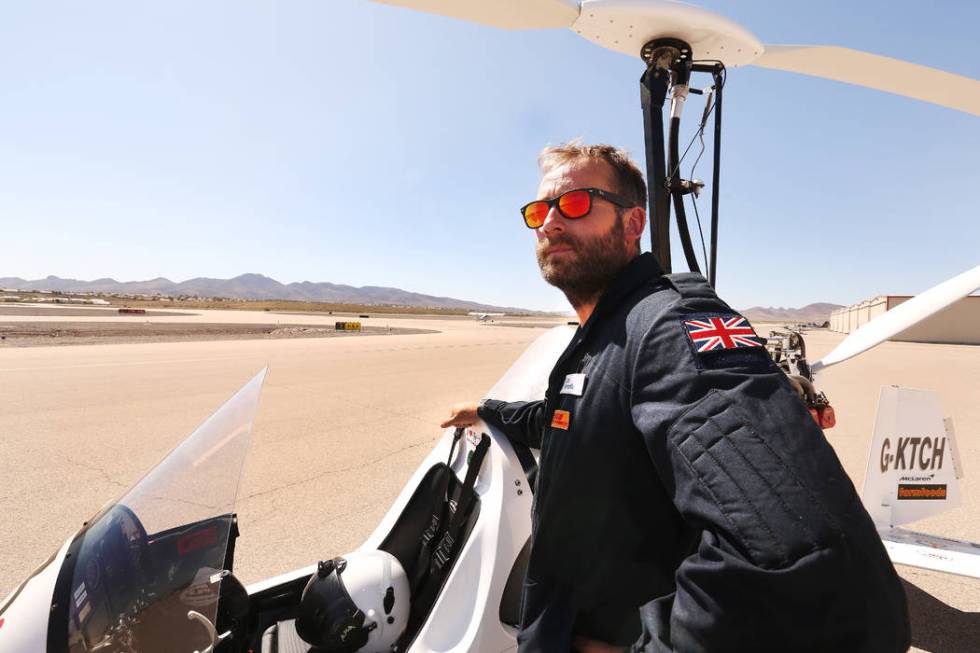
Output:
top-left (639, 38), bottom-right (723, 285)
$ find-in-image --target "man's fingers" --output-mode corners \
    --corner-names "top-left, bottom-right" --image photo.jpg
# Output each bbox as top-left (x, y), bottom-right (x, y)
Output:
top-left (439, 401), bottom-right (479, 428)
top-left (439, 415), bottom-right (473, 428)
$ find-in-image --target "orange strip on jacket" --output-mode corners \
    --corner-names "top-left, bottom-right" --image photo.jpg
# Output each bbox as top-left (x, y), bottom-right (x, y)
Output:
top-left (551, 410), bottom-right (570, 430)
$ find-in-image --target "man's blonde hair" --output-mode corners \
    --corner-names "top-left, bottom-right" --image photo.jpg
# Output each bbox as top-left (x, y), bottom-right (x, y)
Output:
top-left (538, 140), bottom-right (647, 209)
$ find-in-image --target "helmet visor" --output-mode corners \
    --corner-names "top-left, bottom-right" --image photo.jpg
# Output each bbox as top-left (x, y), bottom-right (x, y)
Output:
top-left (296, 558), bottom-right (374, 652)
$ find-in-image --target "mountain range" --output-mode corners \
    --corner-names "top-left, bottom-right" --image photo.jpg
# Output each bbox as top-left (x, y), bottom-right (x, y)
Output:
top-left (1, 274), bottom-right (843, 321)
top-left (0, 274), bottom-right (537, 314)
top-left (741, 303), bottom-right (843, 324)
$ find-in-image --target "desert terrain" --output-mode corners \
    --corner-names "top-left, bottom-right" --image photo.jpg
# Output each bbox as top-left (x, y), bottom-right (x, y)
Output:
top-left (0, 307), bottom-right (976, 651)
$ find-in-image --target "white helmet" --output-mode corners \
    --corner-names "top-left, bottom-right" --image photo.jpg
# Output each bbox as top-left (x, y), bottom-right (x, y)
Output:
top-left (295, 550), bottom-right (411, 653)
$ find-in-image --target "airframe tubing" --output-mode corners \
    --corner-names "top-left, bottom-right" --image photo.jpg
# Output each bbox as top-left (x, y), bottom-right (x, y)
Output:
top-left (708, 65), bottom-right (724, 287)
top-left (640, 65), bottom-right (672, 273)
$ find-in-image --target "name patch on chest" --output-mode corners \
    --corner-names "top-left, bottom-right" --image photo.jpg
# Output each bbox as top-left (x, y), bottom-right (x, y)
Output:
top-left (560, 373), bottom-right (587, 396)
top-left (551, 409), bottom-right (570, 430)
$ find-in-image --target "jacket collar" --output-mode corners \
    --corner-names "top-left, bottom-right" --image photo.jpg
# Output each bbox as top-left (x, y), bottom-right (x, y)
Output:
top-left (590, 252), bottom-right (665, 321)
top-left (550, 253), bottom-right (664, 379)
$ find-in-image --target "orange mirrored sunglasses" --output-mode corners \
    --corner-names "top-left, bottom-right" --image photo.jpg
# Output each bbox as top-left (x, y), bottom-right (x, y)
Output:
top-left (520, 187), bottom-right (632, 229)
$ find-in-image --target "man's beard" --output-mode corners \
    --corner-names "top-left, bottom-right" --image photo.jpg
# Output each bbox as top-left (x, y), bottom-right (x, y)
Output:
top-left (536, 217), bottom-right (631, 309)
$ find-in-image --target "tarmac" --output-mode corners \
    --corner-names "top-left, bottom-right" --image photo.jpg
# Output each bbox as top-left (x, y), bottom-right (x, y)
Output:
top-left (0, 308), bottom-right (976, 651)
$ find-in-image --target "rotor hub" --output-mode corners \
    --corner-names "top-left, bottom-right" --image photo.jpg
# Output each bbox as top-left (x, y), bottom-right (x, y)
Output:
top-left (573, 0), bottom-right (763, 67)
top-left (640, 37), bottom-right (691, 70)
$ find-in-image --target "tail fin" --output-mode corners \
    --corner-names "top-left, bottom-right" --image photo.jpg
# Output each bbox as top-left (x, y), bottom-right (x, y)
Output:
top-left (861, 385), bottom-right (963, 529)
top-left (862, 386), bottom-right (980, 578)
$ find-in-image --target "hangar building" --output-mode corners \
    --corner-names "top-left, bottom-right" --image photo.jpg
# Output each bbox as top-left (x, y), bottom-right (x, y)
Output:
top-left (830, 295), bottom-right (980, 345)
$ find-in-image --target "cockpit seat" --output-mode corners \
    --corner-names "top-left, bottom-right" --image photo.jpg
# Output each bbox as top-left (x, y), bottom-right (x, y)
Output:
top-left (260, 619), bottom-right (310, 653)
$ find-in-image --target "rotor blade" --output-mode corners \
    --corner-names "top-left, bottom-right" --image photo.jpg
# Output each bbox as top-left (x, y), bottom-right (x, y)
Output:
top-left (753, 45), bottom-right (980, 116)
top-left (370, 0), bottom-right (579, 30)
top-left (812, 264), bottom-right (980, 372)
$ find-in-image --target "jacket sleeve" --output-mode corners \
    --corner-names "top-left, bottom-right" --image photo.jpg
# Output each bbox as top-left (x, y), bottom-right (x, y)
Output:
top-left (478, 398), bottom-right (546, 449)
top-left (628, 297), bottom-right (909, 652)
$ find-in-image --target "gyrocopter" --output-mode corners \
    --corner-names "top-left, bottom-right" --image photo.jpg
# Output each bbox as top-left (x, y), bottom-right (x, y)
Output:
top-left (1, 1), bottom-right (979, 652)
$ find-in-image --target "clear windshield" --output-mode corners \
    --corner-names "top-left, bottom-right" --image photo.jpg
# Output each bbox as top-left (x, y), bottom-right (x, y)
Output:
top-left (61, 368), bottom-right (266, 653)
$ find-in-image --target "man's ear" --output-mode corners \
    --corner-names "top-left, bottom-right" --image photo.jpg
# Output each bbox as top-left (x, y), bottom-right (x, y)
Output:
top-left (624, 206), bottom-right (646, 242)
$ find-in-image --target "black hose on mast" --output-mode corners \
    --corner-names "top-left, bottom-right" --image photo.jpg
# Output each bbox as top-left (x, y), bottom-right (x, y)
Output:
top-left (668, 116), bottom-right (701, 274)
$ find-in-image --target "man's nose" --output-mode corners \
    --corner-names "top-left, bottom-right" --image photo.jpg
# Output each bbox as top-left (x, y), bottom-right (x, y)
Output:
top-left (538, 205), bottom-right (565, 237)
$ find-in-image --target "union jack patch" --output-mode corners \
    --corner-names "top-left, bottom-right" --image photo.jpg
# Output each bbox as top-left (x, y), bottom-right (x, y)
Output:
top-left (683, 314), bottom-right (762, 353)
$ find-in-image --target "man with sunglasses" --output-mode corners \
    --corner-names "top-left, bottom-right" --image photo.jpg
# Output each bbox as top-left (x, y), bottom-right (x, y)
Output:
top-left (442, 143), bottom-right (909, 653)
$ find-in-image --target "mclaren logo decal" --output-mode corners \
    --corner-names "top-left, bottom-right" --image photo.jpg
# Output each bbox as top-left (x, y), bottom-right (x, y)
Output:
top-left (879, 436), bottom-right (947, 473)
top-left (897, 484), bottom-right (948, 500)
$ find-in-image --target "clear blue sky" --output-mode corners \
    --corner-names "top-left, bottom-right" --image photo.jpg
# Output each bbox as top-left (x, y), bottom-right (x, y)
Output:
top-left (1, 1), bottom-right (977, 312)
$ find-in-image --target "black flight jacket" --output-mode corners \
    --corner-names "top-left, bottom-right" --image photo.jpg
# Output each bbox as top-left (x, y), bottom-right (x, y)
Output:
top-left (478, 253), bottom-right (910, 652)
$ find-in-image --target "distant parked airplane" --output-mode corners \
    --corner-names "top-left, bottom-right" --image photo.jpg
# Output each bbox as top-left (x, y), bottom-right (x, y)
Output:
top-left (468, 311), bottom-right (505, 322)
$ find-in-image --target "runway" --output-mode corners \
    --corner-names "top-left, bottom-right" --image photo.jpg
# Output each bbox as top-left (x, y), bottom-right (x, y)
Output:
top-left (1, 311), bottom-right (977, 651)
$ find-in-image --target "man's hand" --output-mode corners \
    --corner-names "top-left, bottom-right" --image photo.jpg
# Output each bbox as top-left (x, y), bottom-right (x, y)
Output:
top-left (440, 401), bottom-right (480, 428)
